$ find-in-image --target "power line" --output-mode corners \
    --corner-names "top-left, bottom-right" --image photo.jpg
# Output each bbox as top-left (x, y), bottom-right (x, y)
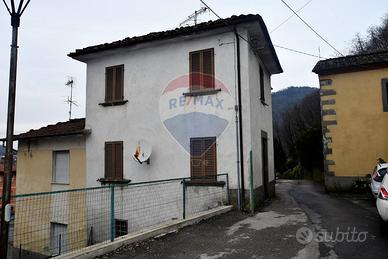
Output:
top-left (270, 0), bottom-right (314, 34)
top-left (274, 44), bottom-right (325, 59)
top-left (279, 0), bottom-right (344, 56)
top-left (200, 0), bottom-right (323, 59)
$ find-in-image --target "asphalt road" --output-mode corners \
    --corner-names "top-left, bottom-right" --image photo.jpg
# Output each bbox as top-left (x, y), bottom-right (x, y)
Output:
top-left (98, 180), bottom-right (388, 259)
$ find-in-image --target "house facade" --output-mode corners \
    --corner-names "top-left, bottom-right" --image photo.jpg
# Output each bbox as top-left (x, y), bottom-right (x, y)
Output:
top-left (69, 14), bottom-right (282, 208)
top-left (11, 119), bottom-right (88, 256)
top-left (313, 51), bottom-right (388, 191)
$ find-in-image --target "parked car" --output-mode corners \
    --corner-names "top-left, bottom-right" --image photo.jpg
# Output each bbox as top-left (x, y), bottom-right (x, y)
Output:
top-left (377, 174), bottom-right (388, 224)
top-left (370, 163), bottom-right (388, 198)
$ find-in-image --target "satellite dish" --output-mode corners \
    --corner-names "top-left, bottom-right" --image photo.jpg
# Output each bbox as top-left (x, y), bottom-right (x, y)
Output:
top-left (133, 139), bottom-right (152, 164)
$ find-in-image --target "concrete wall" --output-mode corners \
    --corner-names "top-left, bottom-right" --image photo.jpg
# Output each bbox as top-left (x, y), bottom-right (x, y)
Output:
top-left (13, 136), bottom-right (86, 255)
top-left (319, 68), bottom-right (388, 191)
top-left (84, 27), bottom-right (275, 207)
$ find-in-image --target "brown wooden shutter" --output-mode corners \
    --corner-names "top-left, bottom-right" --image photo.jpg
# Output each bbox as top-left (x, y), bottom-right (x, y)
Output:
top-left (203, 138), bottom-right (216, 180)
top-left (190, 137), bottom-right (217, 182)
top-left (190, 52), bottom-right (201, 91)
top-left (190, 138), bottom-right (203, 179)
top-left (114, 142), bottom-right (123, 179)
top-left (105, 142), bottom-right (114, 179)
top-left (105, 65), bottom-right (124, 102)
top-left (105, 67), bottom-right (114, 102)
top-left (202, 49), bottom-right (214, 89)
top-left (114, 65), bottom-right (124, 101)
top-left (105, 141), bottom-right (123, 180)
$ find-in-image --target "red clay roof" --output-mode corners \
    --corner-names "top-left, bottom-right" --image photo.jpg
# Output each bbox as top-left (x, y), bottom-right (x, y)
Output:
top-left (11, 118), bottom-right (86, 140)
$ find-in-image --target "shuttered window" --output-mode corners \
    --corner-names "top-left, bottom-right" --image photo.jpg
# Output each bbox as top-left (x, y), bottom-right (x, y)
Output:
top-left (189, 49), bottom-right (215, 91)
top-left (105, 65), bottom-right (124, 102)
top-left (190, 137), bottom-right (217, 181)
top-left (53, 151), bottom-right (70, 184)
top-left (260, 65), bottom-right (265, 102)
top-left (105, 141), bottom-right (123, 180)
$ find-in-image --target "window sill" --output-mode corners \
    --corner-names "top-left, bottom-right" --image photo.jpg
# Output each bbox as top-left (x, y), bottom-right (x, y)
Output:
top-left (51, 182), bottom-right (69, 185)
top-left (99, 100), bottom-right (128, 107)
top-left (97, 178), bottom-right (131, 185)
top-left (183, 88), bottom-right (221, 97)
top-left (186, 181), bottom-right (225, 187)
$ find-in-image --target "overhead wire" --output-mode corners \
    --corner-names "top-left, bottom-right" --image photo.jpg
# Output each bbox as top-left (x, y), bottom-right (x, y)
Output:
top-left (279, 0), bottom-right (344, 56)
top-left (270, 0), bottom-right (314, 34)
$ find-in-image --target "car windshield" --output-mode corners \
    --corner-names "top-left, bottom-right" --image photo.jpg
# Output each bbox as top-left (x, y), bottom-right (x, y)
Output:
top-left (374, 168), bottom-right (387, 182)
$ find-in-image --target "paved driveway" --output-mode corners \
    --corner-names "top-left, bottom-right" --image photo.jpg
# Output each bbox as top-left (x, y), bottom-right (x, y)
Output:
top-left (99, 180), bottom-right (388, 259)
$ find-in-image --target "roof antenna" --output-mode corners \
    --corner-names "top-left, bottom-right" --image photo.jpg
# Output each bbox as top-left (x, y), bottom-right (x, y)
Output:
top-left (65, 77), bottom-right (78, 120)
top-left (179, 6), bottom-right (209, 27)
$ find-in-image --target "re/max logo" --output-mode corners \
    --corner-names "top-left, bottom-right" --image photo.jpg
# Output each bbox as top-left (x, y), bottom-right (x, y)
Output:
top-left (169, 96), bottom-right (224, 110)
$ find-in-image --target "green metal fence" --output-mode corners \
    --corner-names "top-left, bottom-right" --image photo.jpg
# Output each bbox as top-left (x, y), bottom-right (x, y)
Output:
top-left (5, 174), bottom-right (229, 258)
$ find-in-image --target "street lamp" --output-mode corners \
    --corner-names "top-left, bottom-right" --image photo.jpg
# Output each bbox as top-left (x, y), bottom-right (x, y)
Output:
top-left (1, 0), bottom-right (31, 257)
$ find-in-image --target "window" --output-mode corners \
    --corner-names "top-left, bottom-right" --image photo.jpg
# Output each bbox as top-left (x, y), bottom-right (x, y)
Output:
top-left (190, 137), bottom-right (217, 181)
top-left (105, 65), bottom-right (124, 102)
top-left (105, 141), bottom-right (123, 180)
top-left (382, 79), bottom-right (388, 112)
top-left (115, 219), bottom-right (128, 237)
top-left (53, 151), bottom-right (69, 184)
top-left (189, 48), bottom-right (215, 91)
top-left (260, 65), bottom-right (265, 103)
top-left (50, 222), bottom-right (68, 256)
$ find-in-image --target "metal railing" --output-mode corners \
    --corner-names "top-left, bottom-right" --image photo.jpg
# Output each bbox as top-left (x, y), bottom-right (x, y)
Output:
top-left (5, 174), bottom-right (229, 258)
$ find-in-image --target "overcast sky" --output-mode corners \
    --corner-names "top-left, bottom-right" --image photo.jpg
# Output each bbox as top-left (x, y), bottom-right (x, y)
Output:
top-left (0, 0), bottom-right (387, 137)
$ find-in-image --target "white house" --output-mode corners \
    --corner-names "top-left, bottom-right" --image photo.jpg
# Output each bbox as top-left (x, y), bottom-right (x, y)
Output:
top-left (69, 14), bottom-right (282, 209)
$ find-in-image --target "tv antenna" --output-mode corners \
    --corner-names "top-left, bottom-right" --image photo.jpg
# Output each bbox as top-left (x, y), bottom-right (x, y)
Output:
top-left (179, 6), bottom-right (209, 27)
top-left (65, 77), bottom-right (78, 120)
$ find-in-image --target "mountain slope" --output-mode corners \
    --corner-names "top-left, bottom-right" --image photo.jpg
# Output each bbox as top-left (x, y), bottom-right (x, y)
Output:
top-left (272, 86), bottom-right (317, 121)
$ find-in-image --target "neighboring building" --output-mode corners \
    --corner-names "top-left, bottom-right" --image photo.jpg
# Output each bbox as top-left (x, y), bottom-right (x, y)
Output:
top-left (10, 118), bottom-right (88, 256)
top-left (69, 14), bottom-right (282, 206)
top-left (313, 51), bottom-right (388, 191)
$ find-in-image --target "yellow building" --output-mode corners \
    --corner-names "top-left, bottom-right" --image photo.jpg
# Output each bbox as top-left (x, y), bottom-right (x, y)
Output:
top-left (10, 118), bottom-right (88, 257)
top-left (313, 51), bottom-right (388, 191)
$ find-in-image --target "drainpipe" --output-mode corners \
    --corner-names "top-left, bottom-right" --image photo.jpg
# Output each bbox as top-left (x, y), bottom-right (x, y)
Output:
top-left (234, 108), bottom-right (241, 210)
top-left (234, 28), bottom-right (245, 210)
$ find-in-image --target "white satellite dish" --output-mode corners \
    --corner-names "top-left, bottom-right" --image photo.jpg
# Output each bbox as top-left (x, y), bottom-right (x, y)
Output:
top-left (133, 139), bottom-right (152, 164)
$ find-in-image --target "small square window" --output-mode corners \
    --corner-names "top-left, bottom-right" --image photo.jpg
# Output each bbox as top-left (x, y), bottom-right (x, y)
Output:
top-left (53, 151), bottom-right (70, 184)
top-left (115, 219), bottom-right (128, 237)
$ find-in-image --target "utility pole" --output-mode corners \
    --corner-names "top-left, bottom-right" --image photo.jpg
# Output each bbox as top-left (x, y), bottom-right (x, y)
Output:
top-left (1, 1), bottom-right (31, 257)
